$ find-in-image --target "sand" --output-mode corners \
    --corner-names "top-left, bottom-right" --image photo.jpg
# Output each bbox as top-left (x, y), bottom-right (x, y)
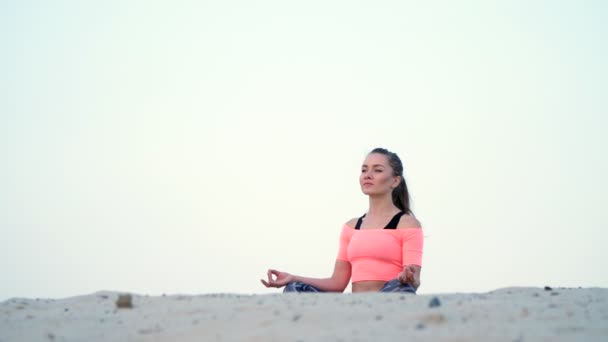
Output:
top-left (1, 287), bottom-right (607, 341)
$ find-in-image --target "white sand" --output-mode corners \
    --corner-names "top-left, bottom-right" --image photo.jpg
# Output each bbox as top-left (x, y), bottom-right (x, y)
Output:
top-left (1, 287), bottom-right (607, 341)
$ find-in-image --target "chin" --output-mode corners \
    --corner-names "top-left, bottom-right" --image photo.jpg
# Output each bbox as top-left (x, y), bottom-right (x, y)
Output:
top-left (361, 188), bottom-right (373, 195)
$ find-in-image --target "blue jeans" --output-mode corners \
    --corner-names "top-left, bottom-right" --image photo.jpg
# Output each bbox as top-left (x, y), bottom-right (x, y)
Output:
top-left (283, 278), bottom-right (416, 294)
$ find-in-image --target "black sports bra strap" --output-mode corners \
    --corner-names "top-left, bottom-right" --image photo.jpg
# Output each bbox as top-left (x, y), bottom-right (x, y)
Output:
top-left (384, 211), bottom-right (405, 229)
top-left (355, 212), bottom-right (404, 229)
top-left (354, 214), bottom-right (366, 230)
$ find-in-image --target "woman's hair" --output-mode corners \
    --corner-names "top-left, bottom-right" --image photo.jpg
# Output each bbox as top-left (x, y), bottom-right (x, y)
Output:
top-left (369, 147), bottom-right (413, 215)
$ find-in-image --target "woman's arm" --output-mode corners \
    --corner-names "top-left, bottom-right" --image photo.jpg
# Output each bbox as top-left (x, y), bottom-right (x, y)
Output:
top-left (262, 221), bottom-right (355, 292)
top-left (261, 260), bottom-right (352, 292)
top-left (398, 216), bottom-right (423, 290)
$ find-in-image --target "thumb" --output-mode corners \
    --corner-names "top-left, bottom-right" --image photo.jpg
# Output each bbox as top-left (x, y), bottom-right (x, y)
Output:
top-left (397, 272), bottom-right (406, 283)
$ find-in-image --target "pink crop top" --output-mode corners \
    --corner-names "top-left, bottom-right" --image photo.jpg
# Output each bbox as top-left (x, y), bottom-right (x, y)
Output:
top-left (336, 224), bottom-right (424, 283)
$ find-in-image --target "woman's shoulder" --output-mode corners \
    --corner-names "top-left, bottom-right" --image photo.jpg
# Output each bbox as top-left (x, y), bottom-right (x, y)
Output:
top-left (397, 214), bottom-right (422, 229)
top-left (344, 217), bottom-right (359, 229)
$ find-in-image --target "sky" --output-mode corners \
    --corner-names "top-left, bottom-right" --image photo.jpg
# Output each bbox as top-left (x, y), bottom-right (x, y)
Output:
top-left (1, 1), bottom-right (607, 300)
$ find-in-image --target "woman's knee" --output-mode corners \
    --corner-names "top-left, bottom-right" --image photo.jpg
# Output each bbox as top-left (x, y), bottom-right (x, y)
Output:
top-left (379, 279), bottom-right (416, 293)
top-left (283, 281), bottom-right (322, 293)
top-left (283, 281), bottom-right (300, 293)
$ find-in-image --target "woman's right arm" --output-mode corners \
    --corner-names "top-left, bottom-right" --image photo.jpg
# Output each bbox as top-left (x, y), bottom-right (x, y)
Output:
top-left (260, 260), bottom-right (352, 292)
top-left (261, 220), bottom-right (355, 292)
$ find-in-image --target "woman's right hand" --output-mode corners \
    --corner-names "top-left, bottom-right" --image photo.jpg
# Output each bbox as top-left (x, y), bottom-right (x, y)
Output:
top-left (260, 269), bottom-right (294, 288)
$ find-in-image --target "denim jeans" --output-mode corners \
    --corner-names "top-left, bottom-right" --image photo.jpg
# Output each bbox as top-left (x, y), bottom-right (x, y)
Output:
top-left (283, 278), bottom-right (416, 294)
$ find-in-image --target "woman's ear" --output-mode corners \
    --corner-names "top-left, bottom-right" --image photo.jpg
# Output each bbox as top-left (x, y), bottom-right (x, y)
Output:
top-left (392, 175), bottom-right (401, 189)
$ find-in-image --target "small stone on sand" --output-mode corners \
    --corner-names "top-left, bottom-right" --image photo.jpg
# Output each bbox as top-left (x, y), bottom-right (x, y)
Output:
top-left (116, 294), bottom-right (133, 309)
top-left (429, 296), bottom-right (441, 308)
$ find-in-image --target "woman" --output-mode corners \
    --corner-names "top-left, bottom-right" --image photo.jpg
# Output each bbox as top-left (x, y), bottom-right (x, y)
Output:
top-left (260, 147), bottom-right (423, 293)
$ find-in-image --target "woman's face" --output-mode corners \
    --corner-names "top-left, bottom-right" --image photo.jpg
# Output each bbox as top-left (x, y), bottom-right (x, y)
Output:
top-left (360, 153), bottom-right (400, 196)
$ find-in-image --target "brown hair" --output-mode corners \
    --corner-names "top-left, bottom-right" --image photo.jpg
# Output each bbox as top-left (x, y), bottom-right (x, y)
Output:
top-left (369, 147), bottom-right (413, 215)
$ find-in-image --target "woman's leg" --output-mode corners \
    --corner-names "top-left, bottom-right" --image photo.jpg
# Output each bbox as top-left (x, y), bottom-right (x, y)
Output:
top-left (378, 279), bottom-right (416, 294)
top-left (283, 281), bottom-right (324, 293)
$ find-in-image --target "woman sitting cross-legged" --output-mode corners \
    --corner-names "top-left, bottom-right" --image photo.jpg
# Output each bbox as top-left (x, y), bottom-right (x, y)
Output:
top-left (260, 147), bottom-right (423, 293)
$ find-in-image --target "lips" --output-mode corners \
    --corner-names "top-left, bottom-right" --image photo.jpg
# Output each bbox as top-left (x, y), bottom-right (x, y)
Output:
top-left (363, 182), bottom-right (373, 186)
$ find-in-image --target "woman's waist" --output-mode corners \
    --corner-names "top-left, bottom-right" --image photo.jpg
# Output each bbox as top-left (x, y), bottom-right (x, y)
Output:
top-left (350, 257), bottom-right (401, 282)
top-left (352, 280), bottom-right (387, 292)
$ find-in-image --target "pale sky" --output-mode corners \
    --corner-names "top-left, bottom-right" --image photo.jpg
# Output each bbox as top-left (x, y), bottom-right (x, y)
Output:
top-left (1, 1), bottom-right (607, 300)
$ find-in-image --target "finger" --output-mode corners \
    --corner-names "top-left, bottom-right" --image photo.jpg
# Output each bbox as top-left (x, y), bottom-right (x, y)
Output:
top-left (269, 269), bottom-right (280, 280)
top-left (267, 269), bottom-right (275, 282)
top-left (261, 279), bottom-right (277, 288)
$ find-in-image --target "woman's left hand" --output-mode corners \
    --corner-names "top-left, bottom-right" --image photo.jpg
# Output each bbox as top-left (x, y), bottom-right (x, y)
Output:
top-left (397, 264), bottom-right (421, 289)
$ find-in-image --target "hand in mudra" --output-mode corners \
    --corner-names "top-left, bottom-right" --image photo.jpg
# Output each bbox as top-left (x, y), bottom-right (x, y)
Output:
top-left (397, 265), bottom-right (421, 289)
top-left (260, 269), bottom-right (294, 288)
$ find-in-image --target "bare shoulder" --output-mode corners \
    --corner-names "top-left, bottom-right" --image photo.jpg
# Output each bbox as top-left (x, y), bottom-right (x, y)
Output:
top-left (345, 218), bottom-right (358, 229)
top-left (397, 214), bottom-right (422, 229)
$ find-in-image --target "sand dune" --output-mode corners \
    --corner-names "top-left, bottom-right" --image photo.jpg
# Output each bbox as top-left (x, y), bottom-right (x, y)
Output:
top-left (1, 287), bottom-right (607, 341)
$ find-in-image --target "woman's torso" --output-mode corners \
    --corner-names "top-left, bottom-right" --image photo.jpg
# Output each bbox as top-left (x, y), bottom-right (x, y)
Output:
top-left (346, 212), bottom-right (420, 293)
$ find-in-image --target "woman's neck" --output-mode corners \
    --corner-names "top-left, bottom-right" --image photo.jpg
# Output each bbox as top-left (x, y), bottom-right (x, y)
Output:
top-left (367, 195), bottom-right (399, 217)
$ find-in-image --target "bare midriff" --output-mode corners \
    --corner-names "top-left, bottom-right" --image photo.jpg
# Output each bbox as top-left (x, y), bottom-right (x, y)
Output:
top-left (352, 280), bottom-right (387, 292)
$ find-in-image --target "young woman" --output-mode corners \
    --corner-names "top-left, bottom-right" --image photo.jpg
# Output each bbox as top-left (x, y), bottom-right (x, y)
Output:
top-left (260, 148), bottom-right (423, 293)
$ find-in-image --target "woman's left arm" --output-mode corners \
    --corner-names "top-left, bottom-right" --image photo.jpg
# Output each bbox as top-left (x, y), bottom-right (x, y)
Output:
top-left (398, 216), bottom-right (423, 290)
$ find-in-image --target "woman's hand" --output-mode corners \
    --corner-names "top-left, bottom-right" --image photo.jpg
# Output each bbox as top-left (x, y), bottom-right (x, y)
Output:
top-left (397, 265), bottom-right (421, 289)
top-left (260, 269), bottom-right (294, 288)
